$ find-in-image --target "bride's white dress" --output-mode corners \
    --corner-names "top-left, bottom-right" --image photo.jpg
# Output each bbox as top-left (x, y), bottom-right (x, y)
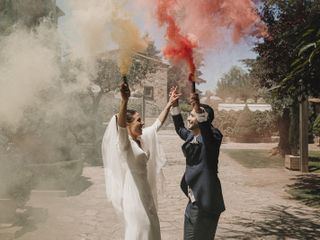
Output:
top-left (102, 116), bottom-right (166, 240)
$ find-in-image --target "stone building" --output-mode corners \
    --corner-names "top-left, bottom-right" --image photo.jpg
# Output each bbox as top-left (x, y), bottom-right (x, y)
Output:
top-left (102, 50), bottom-right (169, 116)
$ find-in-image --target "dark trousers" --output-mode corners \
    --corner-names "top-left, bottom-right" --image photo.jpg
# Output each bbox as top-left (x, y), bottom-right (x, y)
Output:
top-left (184, 202), bottom-right (220, 240)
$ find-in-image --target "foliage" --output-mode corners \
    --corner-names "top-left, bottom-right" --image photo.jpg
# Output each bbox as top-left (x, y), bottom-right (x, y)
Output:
top-left (0, 0), bottom-right (16, 34)
top-left (216, 66), bottom-right (258, 101)
top-left (250, 0), bottom-right (320, 101)
top-left (281, 12), bottom-right (320, 100)
top-left (213, 110), bottom-right (238, 137)
top-left (233, 106), bottom-right (257, 139)
top-left (0, 154), bottom-right (33, 206)
top-left (253, 111), bottom-right (278, 138)
top-left (214, 109), bottom-right (277, 138)
top-left (313, 115), bottom-right (320, 137)
top-left (246, 0), bottom-right (320, 154)
top-left (3, 87), bottom-right (91, 164)
top-left (95, 40), bottom-right (162, 93)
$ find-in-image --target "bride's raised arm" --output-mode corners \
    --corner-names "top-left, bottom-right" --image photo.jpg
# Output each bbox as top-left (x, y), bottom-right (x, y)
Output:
top-left (116, 83), bottom-right (131, 151)
top-left (156, 86), bottom-right (181, 129)
top-left (118, 83), bottom-right (130, 128)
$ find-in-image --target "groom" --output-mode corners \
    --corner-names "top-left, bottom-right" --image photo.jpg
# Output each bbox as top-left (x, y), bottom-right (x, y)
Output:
top-left (170, 89), bottom-right (225, 240)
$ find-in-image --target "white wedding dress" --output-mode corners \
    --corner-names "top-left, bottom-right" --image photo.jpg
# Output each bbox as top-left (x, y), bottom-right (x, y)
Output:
top-left (102, 115), bottom-right (166, 240)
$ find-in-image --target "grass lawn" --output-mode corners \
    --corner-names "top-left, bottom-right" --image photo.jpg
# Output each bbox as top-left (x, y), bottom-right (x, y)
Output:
top-left (287, 173), bottom-right (320, 208)
top-left (308, 151), bottom-right (320, 173)
top-left (222, 148), bottom-right (320, 208)
top-left (222, 149), bottom-right (320, 172)
top-left (222, 149), bottom-right (284, 168)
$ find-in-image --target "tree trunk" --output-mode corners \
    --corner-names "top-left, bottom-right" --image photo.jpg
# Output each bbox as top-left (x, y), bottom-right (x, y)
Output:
top-left (89, 92), bottom-right (103, 165)
top-left (289, 104), bottom-right (299, 155)
top-left (278, 108), bottom-right (291, 156)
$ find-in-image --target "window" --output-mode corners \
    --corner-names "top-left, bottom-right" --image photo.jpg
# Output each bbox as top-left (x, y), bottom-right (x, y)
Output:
top-left (144, 86), bottom-right (154, 100)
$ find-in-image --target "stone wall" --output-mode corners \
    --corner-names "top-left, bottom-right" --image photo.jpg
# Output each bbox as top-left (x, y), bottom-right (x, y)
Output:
top-left (138, 66), bottom-right (168, 115)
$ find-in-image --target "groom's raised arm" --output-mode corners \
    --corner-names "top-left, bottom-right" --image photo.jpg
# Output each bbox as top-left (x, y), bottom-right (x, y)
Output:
top-left (171, 106), bottom-right (190, 141)
top-left (167, 86), bottom-right (190, 141)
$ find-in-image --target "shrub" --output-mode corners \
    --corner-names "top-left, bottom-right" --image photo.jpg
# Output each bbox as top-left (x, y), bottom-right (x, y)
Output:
top-left (215, 108), bottom-right (277, 139)
top-left (253, 111), bottom-right (278, 138)
top-left (213, 110), bottom-right (238, 137)
top-left (233, 106), bottom-right (257, 139)
top-left (0, 153), bottom-right (33, 207)
top-left (313, 115), bottom-right (320, 136)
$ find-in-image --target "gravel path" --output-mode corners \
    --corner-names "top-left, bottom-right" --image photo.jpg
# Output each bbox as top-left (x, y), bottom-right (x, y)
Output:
top-left (1, 130), bottom-right (319, 240)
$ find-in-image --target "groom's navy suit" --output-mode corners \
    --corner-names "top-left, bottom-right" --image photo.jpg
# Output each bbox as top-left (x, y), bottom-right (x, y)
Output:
top-left (172, 113), bottom-right (225, 215)
top-left (172, 106), bottom-right (225, 240)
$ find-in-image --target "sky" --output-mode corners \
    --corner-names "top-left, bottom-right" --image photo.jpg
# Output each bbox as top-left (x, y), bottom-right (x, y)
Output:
top-left (56, 0), bottom-right (257, 91)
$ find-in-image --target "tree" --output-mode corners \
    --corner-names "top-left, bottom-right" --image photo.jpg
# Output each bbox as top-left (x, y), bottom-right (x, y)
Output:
top-left (95, 40), bottom-right (162, 95)
top-left (248, 0), bottom-right (320, 155)
top-left (313, 115), bottom-right (320, 138)
top-left (0, 0), bottom-right (15, 34)
top-left (283, 12), bottom-right (320, 99)
top-left (216, 66), bottom-right (257, 101)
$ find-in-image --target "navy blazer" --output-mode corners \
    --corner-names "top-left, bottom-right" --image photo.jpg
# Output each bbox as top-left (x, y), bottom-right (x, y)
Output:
top-left (172, 113), bottom-right (225, 215)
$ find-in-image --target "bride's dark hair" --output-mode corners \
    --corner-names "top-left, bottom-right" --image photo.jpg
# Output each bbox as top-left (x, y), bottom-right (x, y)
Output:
top-left (126, 109), bottom-right (137, 123)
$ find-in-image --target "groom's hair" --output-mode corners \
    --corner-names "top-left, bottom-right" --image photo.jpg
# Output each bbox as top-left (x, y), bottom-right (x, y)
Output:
top-left (126, 109), bottom-right (138, 123)
top-left (200, 104), bottom-right (214, 123)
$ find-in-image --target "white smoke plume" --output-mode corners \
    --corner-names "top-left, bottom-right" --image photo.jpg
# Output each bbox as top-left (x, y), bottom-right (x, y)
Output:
top-left (0, 23), bottom-right (60, 127)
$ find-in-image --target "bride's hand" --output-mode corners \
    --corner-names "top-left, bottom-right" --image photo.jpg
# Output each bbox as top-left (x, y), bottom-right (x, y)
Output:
top-left (120, 83), bottom-right (130, 102)
top-left (168, 86), bottom-right (181, 107)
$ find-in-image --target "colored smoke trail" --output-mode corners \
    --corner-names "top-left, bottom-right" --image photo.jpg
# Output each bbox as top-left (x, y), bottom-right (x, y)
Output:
top-left (156, 0), bottom-right (197, 82)
top-left (177, 0), bottom-right (268, 46)
top-left (111, 17), bottom-right (148, 75)
top-left (67, 0), bottom-right (112, 74)
top-left (67, 0), bottom-right (147, 77)
top-left (155, 0), bottom-right (267, 82)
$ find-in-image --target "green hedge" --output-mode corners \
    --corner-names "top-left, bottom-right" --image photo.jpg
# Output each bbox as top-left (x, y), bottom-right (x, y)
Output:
top-left (313, 115), bottom-right (320, 136)
top-left (214, 107), bottom-right (277, 138)
top-left (234, 106), bottom-right (257, 139)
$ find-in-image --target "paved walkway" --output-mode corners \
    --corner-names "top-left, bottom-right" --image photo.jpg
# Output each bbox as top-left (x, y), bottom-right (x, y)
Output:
top-left (1, 130), bottom-right (319, 240)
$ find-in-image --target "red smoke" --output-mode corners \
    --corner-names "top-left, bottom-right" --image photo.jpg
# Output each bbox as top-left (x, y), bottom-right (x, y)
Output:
top-left (155, 0), bottom-right (267, 83)
top-left (156, 0), bottom-right (197, 82)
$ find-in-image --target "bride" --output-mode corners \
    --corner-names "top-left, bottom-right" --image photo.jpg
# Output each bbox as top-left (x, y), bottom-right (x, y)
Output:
top-left (102, 83), bottom-right (180, 240)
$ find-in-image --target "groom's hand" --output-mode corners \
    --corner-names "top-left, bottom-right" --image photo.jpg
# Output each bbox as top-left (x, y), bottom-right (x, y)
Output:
top-left (190, 93), bottom-right (202, 113)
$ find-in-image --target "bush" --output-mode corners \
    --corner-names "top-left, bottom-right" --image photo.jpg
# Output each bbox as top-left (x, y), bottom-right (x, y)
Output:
top-left (0, 153), bottom-right (33, 207)
top-left (214, 108), bottom-right (277, 139)
top-left (233, 105), bottom-right (257, 139)
top-left (313, 115), bottom-right (320, 136)
top-left (253, 111), bottom-right (278, 138)
top-left (213, 110), bottom-right (238, 137)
